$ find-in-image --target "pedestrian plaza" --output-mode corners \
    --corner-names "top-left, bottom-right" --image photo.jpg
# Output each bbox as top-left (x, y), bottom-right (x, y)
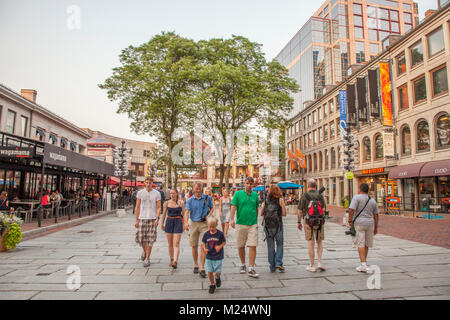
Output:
top-left (0, 209), bottom-right (449, 300)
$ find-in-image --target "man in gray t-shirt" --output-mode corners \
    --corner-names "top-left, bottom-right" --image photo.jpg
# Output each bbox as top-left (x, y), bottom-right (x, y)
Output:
top-left (348, 183), bottom-right (379, 273)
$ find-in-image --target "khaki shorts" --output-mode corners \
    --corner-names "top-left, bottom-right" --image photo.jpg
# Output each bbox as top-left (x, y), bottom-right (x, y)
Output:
top-left (236, 224), bottom-right (258, 248)
top-left (303, 222), bottom-right (324, 241)
top-left (354, 225), bottom-right (374, 248)
top-left (188, 220), bottom-right (208, 247)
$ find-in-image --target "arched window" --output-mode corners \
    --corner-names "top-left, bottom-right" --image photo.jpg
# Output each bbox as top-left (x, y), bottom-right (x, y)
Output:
top-left (417, 120), bottom-right (430, 152)
top-left (363, 137), bottom-right (371, 161)
top-left (313, 153), bottom-right (318, 172)
top-left (319, 152), bottom-right (323, 171)
top-left (324, 149), bottom-right (329, 170)
top-left (436, 113), bottom-right (450, 149)
top-left (331, 147), bottom-right (336, 169)
top-left (375, 134), bottom-right (383, 160)
top-left (401, 126), bottom-right (411, 155)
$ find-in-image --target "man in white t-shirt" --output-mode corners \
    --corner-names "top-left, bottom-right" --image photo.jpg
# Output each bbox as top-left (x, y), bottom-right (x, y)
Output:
top-left (135, 176), bottom-right (161, 267)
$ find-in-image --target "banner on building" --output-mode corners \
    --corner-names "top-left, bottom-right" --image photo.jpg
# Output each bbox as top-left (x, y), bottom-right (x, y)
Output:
top-left (383, 131), bottom-right (395, 158)
top-left (357, 77), bottom-right (368, 122)
top-left (339, 90), bottom-right (347, 137)
top-left (286, 148), bottom-right (299, 172)
top-left (368, 69), bottom-right (380, 118)
top-left (380, 62), bottom-right (393, 127)
top-left (145, 159), bottom-right (151, 177)
top-left (294, 147), bottom-right (306, 168)
top-left (346, 84), bottom-right (357, 125)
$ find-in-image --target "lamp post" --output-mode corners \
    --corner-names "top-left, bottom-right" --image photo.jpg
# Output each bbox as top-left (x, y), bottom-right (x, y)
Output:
top-left (113, 140), bottom-right (130, 209)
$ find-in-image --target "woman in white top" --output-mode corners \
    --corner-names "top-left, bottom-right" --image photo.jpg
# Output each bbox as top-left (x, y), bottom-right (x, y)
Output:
top-left (219, 188), bottom-right (232, 238)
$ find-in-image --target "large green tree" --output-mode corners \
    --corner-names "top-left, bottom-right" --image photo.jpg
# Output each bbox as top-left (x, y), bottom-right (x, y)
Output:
top-left (99, 32), bottom-right (197, 188)
top-left (192, 36), bottom-right (299, 192)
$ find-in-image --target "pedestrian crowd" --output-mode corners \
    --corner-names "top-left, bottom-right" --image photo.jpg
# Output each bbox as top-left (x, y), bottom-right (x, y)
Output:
top-left (134, 176), bottom-right (379, 294)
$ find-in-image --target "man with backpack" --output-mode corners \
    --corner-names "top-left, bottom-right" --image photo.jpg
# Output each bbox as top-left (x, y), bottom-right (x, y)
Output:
top-left (261, 184), bottom-right (286, 272)
top-left (298, 179), bottom-right (326, 273)
top-left (348, 183), bottom-right (379, 273)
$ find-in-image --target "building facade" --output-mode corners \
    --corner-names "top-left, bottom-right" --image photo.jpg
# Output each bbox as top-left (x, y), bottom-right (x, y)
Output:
top-left (286, 4), bottom-right (450, 217)
top-left (276, 0), bottom-right (419, 117)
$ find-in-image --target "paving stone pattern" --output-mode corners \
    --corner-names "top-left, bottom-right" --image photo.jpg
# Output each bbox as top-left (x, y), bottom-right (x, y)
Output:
top-left (0, 209), bottom-right (449, 300)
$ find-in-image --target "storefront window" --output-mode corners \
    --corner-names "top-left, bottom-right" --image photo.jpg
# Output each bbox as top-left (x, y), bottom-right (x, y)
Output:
top-left (438, 176), bottom-right (450, 213)
top-left (403, 178), bottom-right (415, 211)
top-left (363, 137), bottom-right (371, 161)
top-left (417, 120), bottom-right (430, 152)
top-left (375, 135), bottom-right (383, 159)
top-left (419, 177), bottom-right (434, 211)
top-left (401, 126), bottom-right (411, 155)
top-left (436, 113), bottom-right (450, 149)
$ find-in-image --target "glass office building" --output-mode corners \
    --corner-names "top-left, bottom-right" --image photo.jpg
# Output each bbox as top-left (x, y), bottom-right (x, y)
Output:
top-left (276, 0), bottom-right (419, 116)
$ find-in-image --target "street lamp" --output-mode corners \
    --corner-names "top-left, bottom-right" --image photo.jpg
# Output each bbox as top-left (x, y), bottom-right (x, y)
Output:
top-left (113, 140), bottom-right (130, 209)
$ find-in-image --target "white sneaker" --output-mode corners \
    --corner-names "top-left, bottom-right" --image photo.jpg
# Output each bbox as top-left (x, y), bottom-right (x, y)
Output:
top-left (306, 265), bottom-right (316, 273)
top-left (356, 264), bottom-right (368, 273)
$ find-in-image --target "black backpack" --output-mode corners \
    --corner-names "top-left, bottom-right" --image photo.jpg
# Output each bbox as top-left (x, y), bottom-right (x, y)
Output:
top-left (263, 198), bottom-right (281, 239)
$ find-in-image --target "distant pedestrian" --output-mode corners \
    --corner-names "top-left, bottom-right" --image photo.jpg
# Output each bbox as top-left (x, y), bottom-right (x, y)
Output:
top-left (0, 191), bottom-right (13, 213)
top-left (348, 183), bottom-right (379, 273)
top-left (135, 176), bottom-right (161, 267)
top-left (261, 184), bottom-right (286, 272)
top-left (230, 177), bottom-right (260, 278)
top-left (161, 188), bottom-right (185, 269)
top-left (184, 182), bottom-right (214, 278)
top-left (202, 216), bottom-right (226, 294)
top-left (205, 188), bottom-right (216, 216)
top-left (219, 188), bottom-right (232, 238)
top-left (298, 179), bottom-right (326, 272)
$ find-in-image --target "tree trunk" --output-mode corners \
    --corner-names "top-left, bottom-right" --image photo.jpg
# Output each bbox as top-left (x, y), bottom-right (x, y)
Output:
top-left (167, 138), bottom-right (173, 189)
top-left (173, 165), bottom-right (178, 189)
top-left (224, 164), bottom-right (231, 192)
top-left (219, 163), bottom-right (225, 195)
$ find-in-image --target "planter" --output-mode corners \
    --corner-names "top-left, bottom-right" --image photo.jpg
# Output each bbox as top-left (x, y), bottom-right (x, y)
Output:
top-left (0, 232), bottom-right (7, 252)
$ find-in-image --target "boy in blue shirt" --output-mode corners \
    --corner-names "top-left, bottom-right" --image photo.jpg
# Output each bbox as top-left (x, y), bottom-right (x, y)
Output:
top-left (202, 216), bottom-right (226, 294)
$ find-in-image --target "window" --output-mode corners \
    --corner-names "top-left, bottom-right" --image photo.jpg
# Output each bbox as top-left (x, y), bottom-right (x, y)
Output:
top-left (295, 121), bottom-right (299, 133)
top-left (308, 114), bottom-right (311, 126)
top-left (428, 27), bottom-right (445, 57)
top-left (403, 12), bottom-right (412, 24)
top-left (369, 29), bottom-right (378, 41)
top-left (70, 142), bottom-right (77, 152)
top-left (5, 110), bottom-right (16, 134)
top-left (308, 133), bottom-right (312, 146)
top-left (324, 149), bottom-right (329, 170)
top-left (396, 53), bottom-right (406, 75)
top-left (436, 114), bottom-right (450, 149)
top-left (49, 133), bottom-right (58, 145)
top-left (353, 3), bottom-right (362, 15)
top-left (314, 130), bottom-right (318, 144)
top-left (403, 3), bottom-right (411, 10)
top-left (413, 75), bottom-right (427, 103)
top-left (410, 41), bottom-right (423, 67)
top-left (377, 8), bottom-right (389, 20)
top-left (331, 147), bottom-right (336, 169)
top-left (417, 120), bottom-right (430, 152)
top-left (398, 84), bottom-right (409, 111)
top-left (431, 65), bottom-right (448, 97)
top-left (355, 41), bottom-right (365, 63)
top-left (330, 121), bottom-right (335, 138)
top-left (363, 137), bottom-right (371, 161)
top-left (370, 43), bottom-right (379, 54)
top-left (36, 128), bottom-right (45, 141)
top-left (329, 99), bottom-right (334, 114)
top-left (390, 10), bottom-right (399, 21)
top-left (354, 16), bottom-right (363, 26)
top-left (401, 126), bottom-right (412, 155)
top-left (319, 127), bottom-right (323, 142)
top-left (313, 111), bottom-right (317, 124)
top-left (354, 27), bottom-right (364, 39)
top-left (303, 117), bottom-right (306, 130)
top-left (318, 107), bottom-right (322, 121)
top-left (375, 135), bottom-right (383, 160)
top-left (60, 138), bottom-right (68, 149)
top-left (324, 124), bottom-right (328, 140)
top-left (21, 116), bottom-right (28, 137)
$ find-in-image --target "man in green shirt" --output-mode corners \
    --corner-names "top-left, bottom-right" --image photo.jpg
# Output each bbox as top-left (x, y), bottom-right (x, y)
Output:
top-left (230, 177), bottom-right (260, 278)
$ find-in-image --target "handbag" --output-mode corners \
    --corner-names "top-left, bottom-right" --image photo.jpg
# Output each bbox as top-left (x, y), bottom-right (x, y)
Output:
top-left (346, 196), bottom-right (371, 236)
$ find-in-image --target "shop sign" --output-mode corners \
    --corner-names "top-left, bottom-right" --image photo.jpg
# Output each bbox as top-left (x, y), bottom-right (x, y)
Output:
top-left (345, 171), bottom-right (354, 180)
top-left (386, 196), bottom-right (400, 204)
top-left (0, 147), bottom-right (34, 158)
top-left (361, 168), bottom-right (385, 175)
top-left (383, 131), bottom-right (395, 158)
top-left (339, 90), bottom-right (347, 137)
top-left (380, 62), bottom-right (392, 127)
top-left (429, 205), bottom-right (441, 209)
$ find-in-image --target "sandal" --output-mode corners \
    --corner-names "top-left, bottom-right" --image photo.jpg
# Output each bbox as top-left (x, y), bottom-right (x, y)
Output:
top-left (172, 261), bottom-right (177, 269)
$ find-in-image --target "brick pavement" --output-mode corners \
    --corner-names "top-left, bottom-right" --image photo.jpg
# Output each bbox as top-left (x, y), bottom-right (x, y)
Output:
top-left (328, 205), bottom-right (450, 249)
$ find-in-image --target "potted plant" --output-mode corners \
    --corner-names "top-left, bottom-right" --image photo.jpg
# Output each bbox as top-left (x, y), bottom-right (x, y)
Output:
top-left (0, 213), bottom-right (23, 252)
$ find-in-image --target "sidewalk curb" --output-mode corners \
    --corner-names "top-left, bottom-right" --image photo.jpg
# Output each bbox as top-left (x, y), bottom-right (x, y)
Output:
top-left (21, 209), bottom-right (120, 241)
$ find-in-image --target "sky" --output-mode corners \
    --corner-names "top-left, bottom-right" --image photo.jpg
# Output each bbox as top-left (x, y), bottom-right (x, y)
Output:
top-left (0, 0), bottom-right (438, 143)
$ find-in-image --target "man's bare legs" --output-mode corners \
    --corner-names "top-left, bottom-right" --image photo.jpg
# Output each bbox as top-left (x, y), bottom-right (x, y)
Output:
top-left (248, 246), bottom-right (256, 268)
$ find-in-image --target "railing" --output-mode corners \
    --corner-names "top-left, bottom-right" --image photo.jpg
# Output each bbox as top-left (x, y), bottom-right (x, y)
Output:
top-left (382, 196), bottom-right (450, 218)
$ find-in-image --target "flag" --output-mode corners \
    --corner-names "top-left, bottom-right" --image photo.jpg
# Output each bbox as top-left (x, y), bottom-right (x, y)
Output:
top-left (294, 148), bottom-right (307, 169)
top-left (286, 148), bottom-right (299, 171)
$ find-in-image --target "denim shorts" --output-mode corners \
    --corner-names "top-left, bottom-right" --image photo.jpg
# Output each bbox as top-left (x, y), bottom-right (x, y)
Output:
top-left (205, 258), bottom-right (223, 273)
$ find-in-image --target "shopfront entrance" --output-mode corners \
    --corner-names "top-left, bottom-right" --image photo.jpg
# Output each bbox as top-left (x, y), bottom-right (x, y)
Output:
top-left (357, 168), bottom-right (396, 206)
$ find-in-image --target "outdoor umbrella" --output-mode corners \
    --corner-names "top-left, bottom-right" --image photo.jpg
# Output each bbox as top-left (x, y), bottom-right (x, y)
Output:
top-left (277, 182), bottom-right (303, 189)
top-left (253, 185), bottom-right (266, 192)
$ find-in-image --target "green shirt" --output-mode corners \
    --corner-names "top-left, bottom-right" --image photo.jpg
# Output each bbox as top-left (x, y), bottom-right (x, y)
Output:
top-left (231, 190), bottom-right (259, 226)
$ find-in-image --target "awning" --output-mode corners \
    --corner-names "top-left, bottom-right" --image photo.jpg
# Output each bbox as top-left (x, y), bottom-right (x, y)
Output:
top-left (420, 159), bottom-right (450, 177)
top-left (388, 162), bottom-right (426, 179)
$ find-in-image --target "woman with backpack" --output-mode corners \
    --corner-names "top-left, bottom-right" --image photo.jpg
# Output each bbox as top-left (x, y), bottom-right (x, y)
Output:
top-left (261, 185), bottom-right (286, 272)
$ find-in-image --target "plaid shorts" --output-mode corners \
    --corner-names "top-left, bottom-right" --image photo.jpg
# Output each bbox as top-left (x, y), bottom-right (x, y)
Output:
top-left (136, 219), bottom-right (157, 246)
